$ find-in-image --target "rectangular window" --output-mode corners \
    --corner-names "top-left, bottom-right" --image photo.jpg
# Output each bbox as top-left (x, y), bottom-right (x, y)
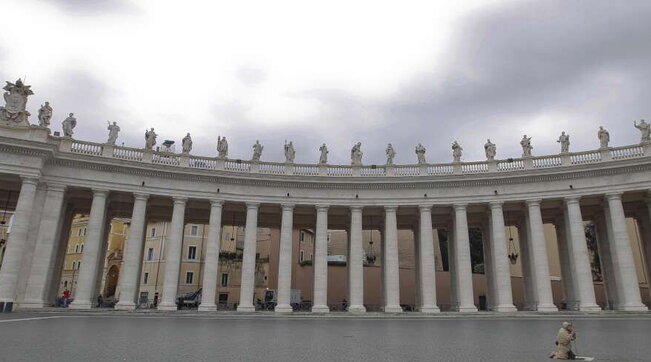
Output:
top-left (221, 273), bottom-right (229, 287)
top-left (300, 250), bottom-right (304, 262)
top-left (191, 225), bottom-right (198, 236)
top-left (185, 271), bottom-right (194, 284)
top-left (147, 248), bottom-right (154, 261)
top-left (188, 246), bottom-right (197, 260)
top-left (143, 272), bottom-right (149, 284)
top-left (151, 227), bottom-right (156, 237)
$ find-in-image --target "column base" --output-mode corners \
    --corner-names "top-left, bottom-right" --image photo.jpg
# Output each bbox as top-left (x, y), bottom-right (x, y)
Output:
top-left (275, 304), bottom-right (293, 313)
top-left (114, 302), bottom-right (136, 311)
top-left (348, 305), bottom-right (366, 313)
top-left (68, 302), bottom-right (93, 310)
top-left (157, 303), bottom-right (178, 311)
top-left (311, 305), bottom-right (330, 313)
top-left (197, 304), bottom-right (216, 312)
top-left (454, 305), bottom-right (478, 312)
top-left (383, 305), bottom-right (403, 313)
top-left (237, 304), bottom-right (255, 312)
top-left (536, 304), bottom-right (559, 312)
top-left (419, 305), bottom-right (440, 313)
top-left (577, 303), bottom-right (601, 312)
top-left (492, 304), bottom-right (517, 312)
top-left (615, 304), bottom-right (648, 312)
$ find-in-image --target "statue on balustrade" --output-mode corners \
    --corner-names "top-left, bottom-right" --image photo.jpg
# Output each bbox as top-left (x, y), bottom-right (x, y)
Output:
top-left (284, 140), bottom-right (295, 163)
top-left (351, 142), bottom-right (363, 166)
top-left (106, 121), bottom-right (120, 145)
top-left (217, 136), bottom-right (228, 159)
top-left (319, 143), bottom-right (328, 164)
top-left (182, 133), bottom-right (193, 154)
top-left (145, 128), bottom-right (157, 150)
top-left (634, 119), bottom-right (650, 144)
top-left (520, 135), bottom-right (533, 157)
top-left (484, 139), bottom-right (496, 160)
top-left (415, 143), bottom-right (426, 165)
top-left (452, 141), bottom-right (463, 162)
top-left (252, 140), bottom-right (263, 161)
top-left (557, 131), bottom-right (570, 153)
top-left (37, 102), bottom-right (52, 127)
top-left (385, 143), bottom-right (396, 165)
top-left (598, 126), bottom-right (610, 149)
top-left (62, 113), bottom-right (77, 137)
top-left (0, 79), bottom-right (33, 127)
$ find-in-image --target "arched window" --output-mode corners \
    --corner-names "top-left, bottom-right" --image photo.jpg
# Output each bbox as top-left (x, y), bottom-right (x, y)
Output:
top-left (80, 244), bottom-right (84, 253)
top-left (74, 244), bottom-right (79, 253)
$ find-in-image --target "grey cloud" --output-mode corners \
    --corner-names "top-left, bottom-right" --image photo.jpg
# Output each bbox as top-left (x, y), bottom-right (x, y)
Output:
top-left (38, 0), bottom-right (141, 16)
top-left (236, 66), bottom-right (266, 87)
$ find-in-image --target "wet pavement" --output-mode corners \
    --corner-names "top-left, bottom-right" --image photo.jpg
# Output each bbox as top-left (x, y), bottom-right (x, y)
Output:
top-left (1, 312), bottom-right (650, 361)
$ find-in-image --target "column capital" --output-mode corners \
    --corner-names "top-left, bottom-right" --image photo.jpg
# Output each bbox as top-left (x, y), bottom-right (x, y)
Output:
top-left (246, 202), bottom-right (260, 209)
top-left (525, 199), bottom-right (542, 206)
top-left (133, 192), bottom-right (149, 201)
top-left (488, 201), bottom-right (503, 208)
top-left (315, 204), bottom-right (330, 211)
top-left (605, 192), bottom-right (623, 201)
top-left (46, 183), bottom-right (67, 192)
top-left (92, 189), bottom-right (110, 197)
top-left (384, 205), bottom-right (398, 212)
top-left (453, 203), bottom-right (468, 211)
top-left (172, 196), bottom-right (188, 204)
top-left (418, 204), bottom-right (433, 211)
top-left (564, 195), bottom-right (581, 204)
top-left (281, 203), bottom-right (295, 210)
top-left (20, 175), bottom-right (39, 185)
top-left (209, 199), bottom-right (224, 207)
top-left (350, 205), bottom-right (364, 211)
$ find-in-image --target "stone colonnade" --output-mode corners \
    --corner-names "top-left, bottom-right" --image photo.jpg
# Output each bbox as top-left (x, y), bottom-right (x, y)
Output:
top-left (1, 179), bottom-right (649, 313)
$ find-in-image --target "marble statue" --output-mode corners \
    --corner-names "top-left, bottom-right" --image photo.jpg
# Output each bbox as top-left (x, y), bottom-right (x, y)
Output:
top-left (0, 79), bottom-right (33, 127)
top-left (484, 139), bottom-right (496, 160)
top-left (37, 102), bottom-right (52, 127)
top-left (351, 142), bottom-right (363, 166)
top-left (634, 119), bottom-right (650, 143)
top-left (520, 135), bottom-right (533, 157)
top-left (415, 143), bottom-right (426, 165)
top-left (319, 143), bottom-right (328, 164)
top-left (252, 140), bottom-right (263, 161)
top-left (557, 131), bottom-right (570, 153)
top-left (217, 136), bottom-right (228, 159)
top-left (106, 121), bottom-right (120, 145)
top-left (145, 128), bottom-right (157, 150)
top-left (386, 143), bottom-right (396, 165)
top-left (284, 140), bottom-right (295, 163)
top-left (452, 141), bottom-right (463, 162)
top-left (62, 113), bottom-right (77, 137)
top-left (182, 133), bottom-right (192, 154)
top-left (598, 126), bottom-right (610, 149)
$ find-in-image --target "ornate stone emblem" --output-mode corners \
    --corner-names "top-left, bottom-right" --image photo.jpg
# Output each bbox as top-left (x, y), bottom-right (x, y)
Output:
top-left (0, 79), bottom-right (33, 127)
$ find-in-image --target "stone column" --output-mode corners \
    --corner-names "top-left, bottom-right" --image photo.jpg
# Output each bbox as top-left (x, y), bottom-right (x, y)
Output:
top-left (275, 204), bottom-right (295, 313)
top-left (555, 216), bottom-right (576, 310)
top-left (237, 203), bottom-right (259, 312)
top-left (348, 206), bottom-right (366, 312)
top-left (638, 195), bottom-right (651, 301)
top-left (482, 223), bottom-right (495, 310)
top-left (158, 197), bottom-right (187, 311)
top-left (604, 193), bottom-right (647, 310)
top-left (312, 205), bottom-right (330, 313)
top-left (564, 197), bottom-right (600, 311)
top-left (418, 205), bottom-right (440, 313)
top-left (594, 211), bottom-right (619, 310)
top-left (524, 200), bottom-right (557, 311)
top-left (115, 193), bottom-right (149, 310)
top-left (518, 220), bottom-right (536, 310)
top-left (488, 202), bottom-right (516, 312)
top-left (21, 184), bottom-right (67, 308)
top-left (383, 206), bottom-right (402, 312)
top-left (452, 204), bottom-right (477, 312)
top-left (198, 200), bottom-right (223, 311)
top-left (69, 189), bottom-right (110, 309)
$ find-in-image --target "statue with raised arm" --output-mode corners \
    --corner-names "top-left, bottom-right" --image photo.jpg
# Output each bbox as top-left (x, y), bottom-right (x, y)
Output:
top-left (484, 139), bottom-right (496, 160)
top-left (386, 143), bottom-right (396, 165)
top-left (452, 141), bottom-right (463, 162)
top-left (62, 113), bottom-right (77, 137)
top-left (145, 128), bottom-right (157, 150)
top-left (106, 121), bottom-right (120, 145)
top-left (598, 126), bottom-right (610, 149)
top-left (284, 140), bottom-right (296, 163)
top-left (415, 143), bottom-right (426, 165)
top-left (634, 119), bottom-right (650, 144)
top-left (557, 131), bottom-right (570, 153)
top-left (319, 143), bottom-right (328, 164)
top-left (0, 78), bottom-right (33, 127)
top-left (38, 102), bottom-right (52, 127)
top-left (351, 142), bottom-right (363, 166)
top-left (217, 136), bottom-right (229, 159)
top-left (182, 133), bottom-right (193, 154)
top-left (520, 134), bottom-right (533, 157)
top-left (252, 140), bottom-right (263, 161)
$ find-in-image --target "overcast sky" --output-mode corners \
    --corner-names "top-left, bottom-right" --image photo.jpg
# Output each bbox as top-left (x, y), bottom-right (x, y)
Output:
top-left (1, 0), bottom-right (650, 164)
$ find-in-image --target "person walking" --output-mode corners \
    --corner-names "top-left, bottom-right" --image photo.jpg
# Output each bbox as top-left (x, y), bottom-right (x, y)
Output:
top-left (550, 321), bottom-right (576, 359)
top-left (62, 289), bottom-right (71, 307)
top-left (97, 294), bottom-right (103, 308)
